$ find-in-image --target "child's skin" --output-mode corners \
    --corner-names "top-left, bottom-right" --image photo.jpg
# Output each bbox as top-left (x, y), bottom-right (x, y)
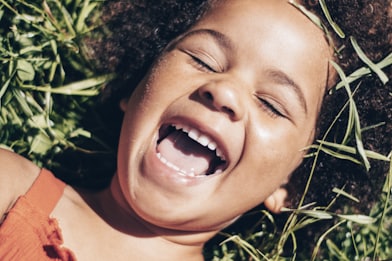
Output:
top-left (0, 0), bottom-right (333, 260)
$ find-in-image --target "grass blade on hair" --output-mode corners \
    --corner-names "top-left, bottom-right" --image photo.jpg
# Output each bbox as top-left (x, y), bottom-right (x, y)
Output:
top-left (318, 0), bottom-right (345, 38)
top-left (333, 53), bottom-right (392, 92)
top-left (330, 61), bottom-right (370, 170)
top-left (350, 37), bottom-right (389, 85)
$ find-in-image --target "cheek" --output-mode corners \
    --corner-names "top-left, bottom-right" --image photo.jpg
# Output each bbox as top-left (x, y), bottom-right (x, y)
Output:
top-left (247, 121), bottom-right (312, 175)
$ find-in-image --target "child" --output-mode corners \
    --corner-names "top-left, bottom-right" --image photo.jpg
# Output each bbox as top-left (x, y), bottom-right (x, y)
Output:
top-left (0, 0), bottom-right (390, 260)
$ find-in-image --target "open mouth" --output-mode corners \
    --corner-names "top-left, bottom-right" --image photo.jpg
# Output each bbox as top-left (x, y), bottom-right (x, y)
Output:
top-left (156, 123), bottom-right (227, 177)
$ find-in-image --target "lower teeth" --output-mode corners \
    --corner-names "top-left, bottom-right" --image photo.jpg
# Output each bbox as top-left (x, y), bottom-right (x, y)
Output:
top-left (156, 152), bottom-right (216, 177)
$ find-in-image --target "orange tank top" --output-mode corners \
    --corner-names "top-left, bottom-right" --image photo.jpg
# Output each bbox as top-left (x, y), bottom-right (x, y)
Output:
top-left (0, 169), bottom-right (77, 260)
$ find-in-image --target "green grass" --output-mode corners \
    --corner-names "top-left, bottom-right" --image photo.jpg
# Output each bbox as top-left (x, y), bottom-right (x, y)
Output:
top-left (0, 0), bottom-right (113, 165)
top-left (0, 0), bottom-right (391, 260)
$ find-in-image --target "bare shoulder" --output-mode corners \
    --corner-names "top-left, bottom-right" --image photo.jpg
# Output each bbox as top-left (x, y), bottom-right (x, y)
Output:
top-left (0, 148), bottom-right (41, 218)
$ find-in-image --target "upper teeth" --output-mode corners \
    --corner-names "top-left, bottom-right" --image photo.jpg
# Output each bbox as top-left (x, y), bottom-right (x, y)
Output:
top-left (174, 123), bottom-right (225, 160)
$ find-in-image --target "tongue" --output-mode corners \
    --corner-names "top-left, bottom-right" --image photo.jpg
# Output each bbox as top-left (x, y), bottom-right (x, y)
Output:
top-left (157, 130), bottom-right (215, 175)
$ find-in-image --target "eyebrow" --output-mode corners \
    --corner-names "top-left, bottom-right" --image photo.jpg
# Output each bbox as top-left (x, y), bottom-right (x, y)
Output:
top-left (178, 29), bottom-right (235, 53)
top-left (267, 70), bottom-right (308, 114)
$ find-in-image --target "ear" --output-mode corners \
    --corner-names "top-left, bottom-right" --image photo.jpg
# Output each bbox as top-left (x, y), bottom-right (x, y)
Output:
top-left (264, 187), bottom-right (288, 214)
top-left (119, 98), bottom-right (128, 112)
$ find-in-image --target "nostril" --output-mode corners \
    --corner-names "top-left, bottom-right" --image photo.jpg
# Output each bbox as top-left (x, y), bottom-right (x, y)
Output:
top-left (222, 106), bottom-right (235, 117)
top-left (203, 91), bottom-right (213, 101)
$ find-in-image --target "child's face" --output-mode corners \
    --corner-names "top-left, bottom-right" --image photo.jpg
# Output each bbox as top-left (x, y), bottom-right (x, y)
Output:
top-left (116, 0), bottom-right (331, 233)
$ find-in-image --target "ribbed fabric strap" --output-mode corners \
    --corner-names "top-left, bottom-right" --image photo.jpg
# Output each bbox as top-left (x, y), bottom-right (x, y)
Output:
top-left (24, 169), bottom-right (66, 215)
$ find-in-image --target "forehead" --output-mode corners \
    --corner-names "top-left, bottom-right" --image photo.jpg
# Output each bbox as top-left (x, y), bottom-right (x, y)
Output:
top-left (199, 0), bottom-right (329, 50)
top-left (196, 0), bottom-right (331, 73)
top-left (202, 0), bottom-right (324, 37)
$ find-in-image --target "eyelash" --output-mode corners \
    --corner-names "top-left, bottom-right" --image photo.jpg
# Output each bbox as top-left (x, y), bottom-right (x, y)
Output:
top-left (189, 55), bottom-right (217, 73)
top-left (257, 97), bottom-right (285, 118)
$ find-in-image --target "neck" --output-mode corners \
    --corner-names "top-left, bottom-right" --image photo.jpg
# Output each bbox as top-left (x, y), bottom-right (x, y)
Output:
top-left (82, 174), bottom-right (217, 260)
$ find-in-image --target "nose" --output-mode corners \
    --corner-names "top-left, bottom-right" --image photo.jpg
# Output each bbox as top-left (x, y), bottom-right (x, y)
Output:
top-left (198, 80), bottom-right (245, 121)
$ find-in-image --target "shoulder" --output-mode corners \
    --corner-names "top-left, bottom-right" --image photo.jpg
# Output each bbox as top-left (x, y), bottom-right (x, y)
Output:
top-left (0, 148), bottom-right (41, 218)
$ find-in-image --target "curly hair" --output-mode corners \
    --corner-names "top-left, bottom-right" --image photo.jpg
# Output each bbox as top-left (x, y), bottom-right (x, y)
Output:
top-left (87, 0), bottom-right (391, 233)
top-left (288, 0), bottom-right (392, 212)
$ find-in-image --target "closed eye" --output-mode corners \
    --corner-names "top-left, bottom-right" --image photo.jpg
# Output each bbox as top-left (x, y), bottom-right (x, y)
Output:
top-left (257, 97), bottom-right (286, 118)
top-left (189, 54), bottom-right (217, 73)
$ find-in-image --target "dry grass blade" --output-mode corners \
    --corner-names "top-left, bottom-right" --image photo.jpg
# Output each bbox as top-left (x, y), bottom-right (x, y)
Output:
top-left (350, 37), bottom-right (389, 85)
top-left (330, 60), bottom-right (370, 170)
top-left (334, 51), bottom-right (392, 92)
top-left (332, 188), bottom-right (360, 203)
top-left (319, 0), bottom-right (345, 38)
top-left (312, 140), bottom-right (390, 162)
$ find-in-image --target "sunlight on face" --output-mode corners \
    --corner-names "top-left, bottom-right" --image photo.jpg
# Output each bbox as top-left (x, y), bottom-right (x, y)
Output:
top-left (115, 0), bottom-right (332, 235)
